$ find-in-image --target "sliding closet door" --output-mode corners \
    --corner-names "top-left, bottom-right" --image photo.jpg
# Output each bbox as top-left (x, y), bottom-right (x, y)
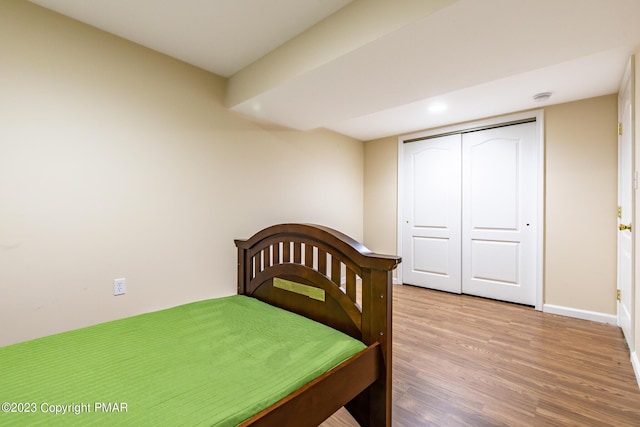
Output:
top-left (402, 134), bottom-right (462, 293)
top-left (461, 122), bottom-right (537, 306)
top-left (402, 121), bottom-right (539, 306)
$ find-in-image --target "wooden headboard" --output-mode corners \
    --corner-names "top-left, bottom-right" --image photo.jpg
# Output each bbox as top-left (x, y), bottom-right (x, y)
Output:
top-left (235, 223), bottom-right (400, 343)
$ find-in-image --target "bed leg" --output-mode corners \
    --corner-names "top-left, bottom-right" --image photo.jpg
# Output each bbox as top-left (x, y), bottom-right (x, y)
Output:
top-left (345, 391), bottom-right (369, 426)
top-left (346, 375), bottom-right (389, 427)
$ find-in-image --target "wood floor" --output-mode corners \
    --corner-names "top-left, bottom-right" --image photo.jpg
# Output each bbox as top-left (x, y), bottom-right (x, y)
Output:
top-left (321, 284), bottom-right (640, 426)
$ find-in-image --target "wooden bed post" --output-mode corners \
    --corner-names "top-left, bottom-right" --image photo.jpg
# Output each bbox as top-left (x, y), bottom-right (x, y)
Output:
top-left (347, 267), bottom-right (393, 427)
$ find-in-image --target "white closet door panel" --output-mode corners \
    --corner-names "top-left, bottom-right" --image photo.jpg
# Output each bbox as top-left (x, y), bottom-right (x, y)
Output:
top-left (462, 122), bottom-right (537, 306)
top-left (469, 139), bottom-right (519, 230)
top-left (402, 134), bottom-right (462, 293)
top-left (470, 240), bottom-right (519, 284)
top-left (413, 148), bottom-right (450, 228)
top-left (413, 237), bottom-right (450, 275)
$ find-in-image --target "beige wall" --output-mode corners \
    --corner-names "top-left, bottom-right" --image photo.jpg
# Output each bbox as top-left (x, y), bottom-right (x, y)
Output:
top-left (544, 95), bottom-right (618, 315)
top-left (0, 1), bottom-right (364, 346)
top-left (544, 95), bottom-right (618, 314)
top-left (363, 136), bottom-right (398, 256)
top-left (363, 95), bottom-right (618, 315)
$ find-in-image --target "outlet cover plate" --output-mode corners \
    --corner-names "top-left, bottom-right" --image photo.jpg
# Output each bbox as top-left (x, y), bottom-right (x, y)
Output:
top-left (113, 278), bottom-right (126, 296)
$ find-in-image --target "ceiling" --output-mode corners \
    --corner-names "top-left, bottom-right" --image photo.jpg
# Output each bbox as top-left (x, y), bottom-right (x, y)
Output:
top-left (29, 0), bottom-right (640, 141)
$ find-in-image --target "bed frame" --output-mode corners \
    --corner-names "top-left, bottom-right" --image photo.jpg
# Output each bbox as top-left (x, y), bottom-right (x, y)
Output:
top-left (235, 223), bottom-right (400, 427)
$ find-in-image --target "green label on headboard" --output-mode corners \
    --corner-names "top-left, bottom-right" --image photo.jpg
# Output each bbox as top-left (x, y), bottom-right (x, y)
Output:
top-left (273, 278), bottom-right (325, 302)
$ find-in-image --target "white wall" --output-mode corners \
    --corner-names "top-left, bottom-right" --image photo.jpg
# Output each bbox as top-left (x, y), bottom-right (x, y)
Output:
top-left (0, 1), bottom-right (364, 346)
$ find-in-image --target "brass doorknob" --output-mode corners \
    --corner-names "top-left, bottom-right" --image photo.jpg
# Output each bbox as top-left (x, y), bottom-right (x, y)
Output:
top-left (619, 223), bottom-right (632, 231)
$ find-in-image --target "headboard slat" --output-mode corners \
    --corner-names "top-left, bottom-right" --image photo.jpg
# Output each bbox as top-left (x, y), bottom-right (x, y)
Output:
top-left (346, 269), bottom-right (357, 303)
top-left (293, 242), bottom-right (302, 264)
top-left (331, 257), bottom-right (341, 286)
top-left (318, 248), bottom-right (327, 277)
top-left (304, 243), bottom-right (314, 268)
top-left (282, 240), bottom-right (291, 263)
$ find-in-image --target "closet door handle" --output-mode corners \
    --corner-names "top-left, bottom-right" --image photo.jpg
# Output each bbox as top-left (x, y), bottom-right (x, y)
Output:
top-left (619, 223), bottom-right (632, 231)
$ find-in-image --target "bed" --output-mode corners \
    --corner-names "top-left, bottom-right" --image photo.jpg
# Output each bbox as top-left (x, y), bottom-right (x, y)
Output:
top-left (0, 223), bottom-right (400, 426)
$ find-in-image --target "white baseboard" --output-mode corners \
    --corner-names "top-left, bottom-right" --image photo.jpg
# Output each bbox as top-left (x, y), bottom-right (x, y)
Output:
top-left (542, 304), bottom-right (617, 325)
top-left (632, 351), bottom-right (640, 389)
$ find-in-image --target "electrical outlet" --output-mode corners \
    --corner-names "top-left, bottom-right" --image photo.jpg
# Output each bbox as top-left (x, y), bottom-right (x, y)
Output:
top-left (113, 278), bottom-right (126, 296)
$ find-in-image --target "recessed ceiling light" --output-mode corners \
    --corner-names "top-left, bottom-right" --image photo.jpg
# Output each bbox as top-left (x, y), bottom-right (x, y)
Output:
top-left (533, 92), bottom-right (552, 102)
top-left (427, 102), bottom-right (447, 113)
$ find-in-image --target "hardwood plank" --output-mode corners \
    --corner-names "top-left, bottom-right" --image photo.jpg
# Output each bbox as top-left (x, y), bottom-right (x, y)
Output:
top-left (322, 284), bottom-right (640, 426)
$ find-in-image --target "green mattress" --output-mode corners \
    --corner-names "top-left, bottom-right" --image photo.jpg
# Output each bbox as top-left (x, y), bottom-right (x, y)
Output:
top-left (0, 295), bottom-right (366, 426)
